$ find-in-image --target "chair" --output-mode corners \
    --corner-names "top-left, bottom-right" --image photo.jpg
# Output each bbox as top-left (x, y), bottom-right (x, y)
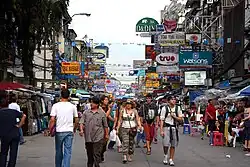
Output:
top-left (213, 132), bottom-right (224, 146)
top-left (183, 124), bottom-right (191, 134)
top-left (190, 126), bottom-right (199, 136)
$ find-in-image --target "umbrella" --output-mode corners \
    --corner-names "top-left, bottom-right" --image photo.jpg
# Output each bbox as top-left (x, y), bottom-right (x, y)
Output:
top-left (0, 82), bottom-right (25, 90)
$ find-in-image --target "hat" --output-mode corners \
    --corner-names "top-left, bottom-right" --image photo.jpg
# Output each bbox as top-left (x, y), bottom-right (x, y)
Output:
top-left (126, 99), bottom-right (133, 104)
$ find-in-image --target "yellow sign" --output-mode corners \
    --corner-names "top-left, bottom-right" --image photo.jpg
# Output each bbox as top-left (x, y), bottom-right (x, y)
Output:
top-left (61, 62), bottom-right (80, 74)
top-left (146, 73), bottom-right (158, 79)
top-left (145, 80), bottom-right (160, 88)
top-left (160, 40), bottom-right (185, 46)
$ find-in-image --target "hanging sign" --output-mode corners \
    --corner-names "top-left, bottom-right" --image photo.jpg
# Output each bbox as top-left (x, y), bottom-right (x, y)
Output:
top-left (136, 17), bottom-right (159, 32)
top-left (158, 32), bottom-right (185, 46)
top-left (155, 53), bottom-right (179, 65)
top-left (61, 62), bottom-right (80, 74)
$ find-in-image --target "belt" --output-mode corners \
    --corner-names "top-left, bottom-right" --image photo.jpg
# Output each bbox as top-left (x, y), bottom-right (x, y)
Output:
top-left (163, 123), bottom-right (179, 143)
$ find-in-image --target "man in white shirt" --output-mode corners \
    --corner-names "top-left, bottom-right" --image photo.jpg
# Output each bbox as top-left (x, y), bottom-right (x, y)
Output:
top-left (160, 96), bottom-right (183, 166)
top-left (49, 89), bottom-right (79, 167)
top-left (8, 96), bottom-right (26, 145)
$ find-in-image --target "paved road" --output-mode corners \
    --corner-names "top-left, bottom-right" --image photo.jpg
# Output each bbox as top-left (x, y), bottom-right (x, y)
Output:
top-left (16, 133), bottom-right (249, 167)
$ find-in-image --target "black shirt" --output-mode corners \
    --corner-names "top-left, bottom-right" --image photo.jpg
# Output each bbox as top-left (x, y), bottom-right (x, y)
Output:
top-left (139, 103), bottom-right (158, 124)
top-left (0, 108), bottom-right (22, 138)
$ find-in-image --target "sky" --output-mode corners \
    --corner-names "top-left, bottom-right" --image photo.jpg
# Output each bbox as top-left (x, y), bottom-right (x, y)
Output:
top-left (68, 0), bottom-right (171, 84)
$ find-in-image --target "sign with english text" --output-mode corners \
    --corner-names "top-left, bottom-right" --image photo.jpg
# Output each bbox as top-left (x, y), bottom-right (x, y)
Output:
top-left (155, 53), bottom-right (179, 65)
top-left (159, 32), bottom-right (185, 46)
top-left (179, 51), bottom-right (212, 68)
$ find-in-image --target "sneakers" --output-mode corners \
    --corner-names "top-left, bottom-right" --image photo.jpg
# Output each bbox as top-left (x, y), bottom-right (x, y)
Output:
top-left (245, 152), bottom-right (250, 156)
top-left (163, 155), bottom-right (168, 165)
top-left (169, 159), bottom-right (175, 166)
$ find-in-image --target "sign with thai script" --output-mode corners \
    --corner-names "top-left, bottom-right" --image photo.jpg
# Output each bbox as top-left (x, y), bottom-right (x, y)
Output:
top-left (61, 62), bottom-right (80, 74)
top-left (158, 32), bottom-right (185, 46)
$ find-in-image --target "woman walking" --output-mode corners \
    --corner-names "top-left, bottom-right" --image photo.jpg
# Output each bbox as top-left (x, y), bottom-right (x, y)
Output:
top-left (116, 99), bottom-right (142, 163)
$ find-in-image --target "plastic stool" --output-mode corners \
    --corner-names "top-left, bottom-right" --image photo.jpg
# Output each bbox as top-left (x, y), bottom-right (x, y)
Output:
top-left (213, 132), bottom-right (224, 146)
top-left (183, 124), bottom-right (191, 134)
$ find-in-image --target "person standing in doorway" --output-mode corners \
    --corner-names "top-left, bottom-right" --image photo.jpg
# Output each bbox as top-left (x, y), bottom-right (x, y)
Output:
top-left (79, 97), bottom-right (109, 167)
top-left (0, 98), bottom-right (26, 167)
top-left (160, 96), bottom-right (183, 166)
top-left (139, 94), bottom-right (158, 155)
top-left (8, 95), bottom-right (26, 145)
top-left (100, 95), bottom-right (111, 162)
top-left (49, 89), bottom-right (79, 167)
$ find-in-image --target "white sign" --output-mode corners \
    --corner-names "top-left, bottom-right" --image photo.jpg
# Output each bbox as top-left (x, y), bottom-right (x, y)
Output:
top-left (158, 32), bottom-right (185, 46)
top-left (184, 71), bottom-right (207, 86)
top-left (156, 65), bottom-right (179, 73)
top-left (133, 60), bottom-right (151, 69)
top-left (155, 53), bottom-right (179, 65)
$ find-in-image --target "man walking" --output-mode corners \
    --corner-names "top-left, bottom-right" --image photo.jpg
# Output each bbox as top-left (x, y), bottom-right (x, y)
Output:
top-left (160, 96), bottom-right (182, 166)
top-left (139, 94), bottom-right (158, 155)
top-left (8, 95), bottom-right (26, 144)
top-left (79, 97), bottom-right (109, 167)
top-left (49, 89), bottom-right (79, 167)
top-left (0, 98), bottom-right (26, 167)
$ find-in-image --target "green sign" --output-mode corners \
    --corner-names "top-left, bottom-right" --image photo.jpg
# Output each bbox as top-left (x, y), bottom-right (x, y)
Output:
top-left (136, 17), bottom-right (159, 32)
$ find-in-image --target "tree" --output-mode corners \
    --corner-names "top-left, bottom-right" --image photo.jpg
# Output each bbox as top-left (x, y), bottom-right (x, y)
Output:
top-left (0, 0), bottom-right (70, 83)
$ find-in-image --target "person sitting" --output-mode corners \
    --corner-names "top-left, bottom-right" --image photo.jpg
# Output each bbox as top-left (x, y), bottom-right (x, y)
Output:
top-left (209, 120), bottom-right (223, 146)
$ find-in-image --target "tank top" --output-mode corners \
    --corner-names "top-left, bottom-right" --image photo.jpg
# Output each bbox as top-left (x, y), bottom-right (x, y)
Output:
top-left (121, 109), bottom-right (137, 128)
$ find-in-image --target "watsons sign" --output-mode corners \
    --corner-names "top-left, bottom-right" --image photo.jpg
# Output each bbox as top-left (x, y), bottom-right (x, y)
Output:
top-left (179, 51), bottom-right (212, 68)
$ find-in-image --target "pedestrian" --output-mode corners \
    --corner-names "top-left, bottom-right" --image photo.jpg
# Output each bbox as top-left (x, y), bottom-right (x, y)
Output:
top-left (116, 99), bottom-right (142, 163)
top-left (49, 89), bottom-right (79, 167)
top-left (0, 98), bottom-right (26, 167)
top-left (79, 96), bottom-right (109, 167)
top-left (139, 94), bottom-right (158, 155)
top-left (100, 95), bottom-right (111, 162)
top-left (8, 95), bottom-right (26, 145)
top-left (160, 96), bottom-right (183, 166)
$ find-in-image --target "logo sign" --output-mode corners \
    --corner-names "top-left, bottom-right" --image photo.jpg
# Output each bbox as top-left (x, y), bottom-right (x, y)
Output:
top-left (155, 53), bottom-right (179, 65)
top-left (61, 62), bottom-right (80, 74)
top-left (185, 33), bottom-right (202, 44)
top-left (179, 51), bottom-right (213, 68)
top-left (156, 24), bottom-right (165, 32)
top-left (145, 45), bottom-right (155, 59)
top-left (163, 20), bottom-right (177, 32)
top-left (100, 66), bottom-right (105, 74)
top-left (156, 65), bottom-right (179, 73)
top-left (133, 60), bottom-right (151, 69)
top-left (159, 32), bottom-right (185, 46)
top-left (96, 53), bottom-right (105, 59)
top-left (136, 17), bottom-right (159, 32)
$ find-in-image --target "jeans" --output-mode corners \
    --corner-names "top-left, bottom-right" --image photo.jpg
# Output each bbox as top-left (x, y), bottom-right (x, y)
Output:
top-left (136, 131), bottom-right (146, 145)
top-left (19, 128), bottom-right (24, 143)
top-left (0, 136), bottom-right (20, 167)
top-left (55, 132), bottom-right (74, 167)
top-left (209, 132), bottom-right (214, 145)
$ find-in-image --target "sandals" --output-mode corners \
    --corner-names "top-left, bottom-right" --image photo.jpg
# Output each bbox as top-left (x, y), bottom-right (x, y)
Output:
top-left (123, 155), bottom-right (127, 164)
top-left (146, 149), bottom-right (151, 155)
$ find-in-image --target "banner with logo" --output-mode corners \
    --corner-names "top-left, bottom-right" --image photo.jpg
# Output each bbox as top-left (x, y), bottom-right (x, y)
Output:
top-left (133, 60), bottom-right (151, 69)
top-left (92, 48), bottom-right (107, 64)
top-left (179, 51), bottom-right (212, 68)
top-left (184, 71), bottom-right (206, 86)
top-left (155, 53), bottom-right (179, 65)
top-left (185, 33), bottom-right (202, 44)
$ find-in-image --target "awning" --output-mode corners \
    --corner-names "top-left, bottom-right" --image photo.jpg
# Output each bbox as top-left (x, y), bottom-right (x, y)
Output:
top-left (240, 85), bottom-right (250, 96)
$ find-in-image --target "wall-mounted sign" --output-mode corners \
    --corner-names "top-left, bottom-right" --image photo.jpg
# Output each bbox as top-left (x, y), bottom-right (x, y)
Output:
top-left (93, 48), bottom-right (107, 64)
top-left (145, 81), bottom-right (160, 88)
top-left (133, 60), bottom-right (151, 69)
top-left (156, 24), bottom-right (165, 32)
top-left (88, 64), bottom-right (101, 71)
top-left (163, 20), bottom-right (177, 32)
top-left (155, 53), bottom-right (179, 65)
top-left (185, 33), bottom-right (202, 44)
top-left (145, 45), bottom-right (155, 59)
top-left (136, 17), bottom-right (159, 32)
top-left (179, 51), bottom-right (213, 68)
top-left (156, 65), bottom-right (179, 73)
top-left (61, 62), bottom-right (80, 74)
top-left (184, 71), bottom-right (207, 86)
top-left (158, 32), bottom-right (185, 46)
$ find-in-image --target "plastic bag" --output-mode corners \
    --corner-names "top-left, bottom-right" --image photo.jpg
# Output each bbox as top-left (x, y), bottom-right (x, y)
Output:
top-left (110, 129), bottom-right (117, 142)
top-left (116, 136), bottom-right (121, 147)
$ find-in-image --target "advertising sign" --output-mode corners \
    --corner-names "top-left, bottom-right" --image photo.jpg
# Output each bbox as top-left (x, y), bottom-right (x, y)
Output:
top-left (133, 60), bottom-right (151, 69)
top-left (179, 51), bottom-right (213, 68)
top-left (156, 65), bottom-right (179, 73)
top-left (92, 48), bottom-right (107, 64)
top-left (155, 53), bottom-right (179, 65)
top-left (146, 73), bottom-right (158, 79)
top-left (95, 45), bottom-right (109, 58)
top-left (158, 32), bottom-right (185, 46)
top-left (145, 45), bottom-right (155, 59)
top-left (61, 62), bottom-right (80, 74)
top-left (88, 64), bottom-right (101, 71)
top-left (145, 80), bottom-right (160, 88)
top-left (185, 33), bottom-right (202, 44)
top-left (136, 17), bottom-right (159, 32)
top-left (184, 71), bottom-right (206, 86)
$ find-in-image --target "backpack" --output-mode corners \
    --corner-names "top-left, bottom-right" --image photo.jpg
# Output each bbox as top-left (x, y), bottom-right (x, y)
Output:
top-left (164, 105), bottom-right (180, 119)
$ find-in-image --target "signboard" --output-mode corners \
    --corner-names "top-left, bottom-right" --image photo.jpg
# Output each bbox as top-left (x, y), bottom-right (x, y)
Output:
top-left (155, 53), bottom-right (179, 65)
top-left (133, 60), bottom-right (151, 69)
top-left (145, 45), bottom-right (155, 59)
top-left (179, 51), bottom-right (213, 68)
top-left (156, 24), bottom-right (165, 32)
top-left (136, 17), bottom-right (159, 32)
top-left (95, 45), bottom-right (109, 58)
top-left (146, 73), bottom-right (158, 80)
top-left (145, 80), bottom-right (160, 88)
top-left (61, 62), bottom-right (80, 74)
top-left (184, 71), bottom-right (207, 86)
top-left (156, 65), bottom-right (179, 73)
top-left (185, 33), bottom-right (202, 44)
top-left (92, 48), bottom-right (107, 64)
top-left (88, 64), bottom-right (101, 71)
top-left (100, 65), bottom-right (105, 74)
top-left (158, 32), bottom-right (185, 46)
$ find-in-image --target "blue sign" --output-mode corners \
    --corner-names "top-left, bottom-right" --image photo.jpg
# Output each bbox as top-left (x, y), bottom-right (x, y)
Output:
top-left (179, 51), bottom-right (213, 68)
top-left (100, 66), bottom-right (105, 74)
top-left (156, 24), bottom-right (165, 32)
top-left (56, 61), bottom-right (85, 80)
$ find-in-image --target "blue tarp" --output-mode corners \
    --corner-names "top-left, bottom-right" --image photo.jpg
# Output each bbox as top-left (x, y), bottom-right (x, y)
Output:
top-left (239, 85), bottom-right (250, 96)
top-left (189, 91), bottom-right (204, 102)
top-left (216, 80), bottom-right (230, 89)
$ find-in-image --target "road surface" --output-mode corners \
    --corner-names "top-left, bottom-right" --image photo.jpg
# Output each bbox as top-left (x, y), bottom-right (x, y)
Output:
top-left (17, 133), bottom-right (249, 167)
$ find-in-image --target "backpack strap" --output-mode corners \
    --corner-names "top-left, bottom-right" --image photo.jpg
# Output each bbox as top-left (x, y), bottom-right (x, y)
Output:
top-left (164, 105), bottom-right (170, 119)
top-left (175, 105), bottom-right (179, 118)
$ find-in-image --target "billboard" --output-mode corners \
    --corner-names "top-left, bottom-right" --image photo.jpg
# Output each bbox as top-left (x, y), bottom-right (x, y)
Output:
top-left (61, 62), bottom-right (80, 74)
top-left (145, 80), bottom-right (160, 88)
top-left (133, 60), bottom-right (151, 69)
top-left (92, 48), bottom-right (107, 64)
top-left (158, 32), bottom-right (185, 46)
top-left (155, 53), bottom-right (179, 65)
top-left (145, 45), bottom-right (155, 59)
top-left (179, 51), bottom-right (213, 68)
top-left (184, 71), bottom-right (206, 86)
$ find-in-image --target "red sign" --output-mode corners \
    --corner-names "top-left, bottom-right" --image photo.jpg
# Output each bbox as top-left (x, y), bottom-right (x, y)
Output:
top-left (163, 20), bottom-right (177, 32)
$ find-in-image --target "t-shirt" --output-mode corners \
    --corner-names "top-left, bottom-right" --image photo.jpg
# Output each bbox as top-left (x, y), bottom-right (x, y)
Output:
top-left (206, 104), bottom-right (216, 121)
top-left (0, 108), bottom-right (22, 138)
top-left (8, 103), bottom-right (21, 112)
top-left (139, 103), bottom-right (158, 124)
top-left (50, 101), bottom-right (78, 132)
top-left (160, 105), bottom-right (182, 125)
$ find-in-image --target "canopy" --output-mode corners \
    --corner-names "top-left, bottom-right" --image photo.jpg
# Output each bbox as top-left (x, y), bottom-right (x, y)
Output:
top-left (240, 85), bottom-right (250, 96)
top-left (0, 82), bottom-right (25, 90)
top-left (69, 88), bottom-right (90, 95)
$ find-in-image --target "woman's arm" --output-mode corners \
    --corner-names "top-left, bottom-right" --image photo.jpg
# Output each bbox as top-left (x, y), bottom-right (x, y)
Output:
top-left (113, 109), bottom-right (119, 128)
top-left (135, 110), bottom-right (142, 128)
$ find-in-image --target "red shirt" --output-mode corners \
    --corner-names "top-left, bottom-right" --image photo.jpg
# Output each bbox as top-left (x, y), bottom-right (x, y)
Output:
top-left (206, 104), bottom-right (216, 120)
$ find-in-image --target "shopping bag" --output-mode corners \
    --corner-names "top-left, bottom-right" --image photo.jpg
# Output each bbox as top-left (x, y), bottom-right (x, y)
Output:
top-left (116, 136), bottom-right (121, 147)
top-left (110, 129), bottom-right (117, 142)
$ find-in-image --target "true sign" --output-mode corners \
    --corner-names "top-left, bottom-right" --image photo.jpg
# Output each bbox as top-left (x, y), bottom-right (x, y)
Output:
top-left (155, 53), bottom-right (179, 65)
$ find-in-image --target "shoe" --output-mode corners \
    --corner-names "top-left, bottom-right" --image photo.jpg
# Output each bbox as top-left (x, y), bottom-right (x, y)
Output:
top-left (128, 155), bottom-right (132, 162)
top-left (20, 140), bottom-right (26, 145)
top-left (101, 156), bottom-right (104, 162)
top-left (163, 155), bottom-right (168, 165)
top-left (169, 159), bottom-right (175, 166)
top-left (122, 155), bottom-right (127, 164)
top-left (201, 137), bottom-right (204, 140)
top-left (245, 153), bottom-right (250, 156)
top-left (135, 144), bottom-right (140, 148)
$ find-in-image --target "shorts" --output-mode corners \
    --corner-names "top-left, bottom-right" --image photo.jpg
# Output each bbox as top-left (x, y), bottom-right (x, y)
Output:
top-left (162, 127), bottom-right (178, 147)
top-left (143, 123), bottom-right (155, 141)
